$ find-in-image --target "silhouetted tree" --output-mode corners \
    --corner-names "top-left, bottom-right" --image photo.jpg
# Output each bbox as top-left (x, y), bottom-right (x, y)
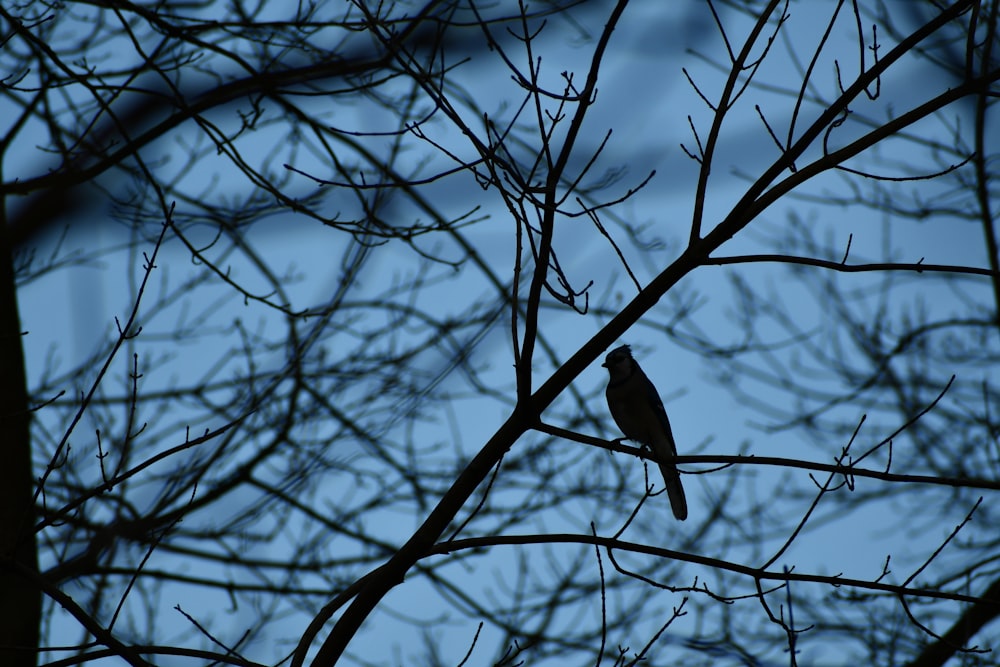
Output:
top-left (1, 2), bottom-right (997, 666)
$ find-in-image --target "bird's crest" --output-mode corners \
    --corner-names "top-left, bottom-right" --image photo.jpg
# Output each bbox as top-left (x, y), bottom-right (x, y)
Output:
top-left (602, 344), bottom-right (632, 367)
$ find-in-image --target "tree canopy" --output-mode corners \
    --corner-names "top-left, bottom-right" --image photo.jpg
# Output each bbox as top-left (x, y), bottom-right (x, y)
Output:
top-left (1, 1), bottom-right (998, 666)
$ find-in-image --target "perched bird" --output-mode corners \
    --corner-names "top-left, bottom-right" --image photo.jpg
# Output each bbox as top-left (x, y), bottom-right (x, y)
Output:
top-left (603, 344), bottom-right (688, 521)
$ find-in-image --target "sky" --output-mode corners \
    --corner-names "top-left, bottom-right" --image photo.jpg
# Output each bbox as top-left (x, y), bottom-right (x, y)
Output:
top-left (6, 1), bottom-right (997, 666)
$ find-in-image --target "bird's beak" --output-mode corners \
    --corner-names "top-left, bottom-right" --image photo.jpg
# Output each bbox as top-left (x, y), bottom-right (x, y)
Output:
top-left (601, 361), bottom-right (609, 368)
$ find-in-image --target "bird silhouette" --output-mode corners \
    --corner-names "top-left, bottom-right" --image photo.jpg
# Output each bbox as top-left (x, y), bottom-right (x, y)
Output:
top-left (603, 344), bottom-right (687, 521)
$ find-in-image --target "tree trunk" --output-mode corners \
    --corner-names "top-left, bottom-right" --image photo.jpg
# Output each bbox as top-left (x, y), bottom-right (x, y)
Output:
top-left (0, 219), bottom-right (39, 666)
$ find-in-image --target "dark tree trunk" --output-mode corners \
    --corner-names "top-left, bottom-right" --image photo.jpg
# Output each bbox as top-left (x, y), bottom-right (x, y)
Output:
top-left (0, 219), bottom-right (39, 666)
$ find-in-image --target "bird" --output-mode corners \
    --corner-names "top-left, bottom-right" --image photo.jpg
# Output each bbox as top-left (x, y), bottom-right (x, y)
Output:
top-left (603, 344), bottom-right (688, 521)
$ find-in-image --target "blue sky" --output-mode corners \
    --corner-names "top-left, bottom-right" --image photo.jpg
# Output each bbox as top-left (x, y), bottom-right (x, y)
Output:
top-left (6, 1), bottom-right (997, 665)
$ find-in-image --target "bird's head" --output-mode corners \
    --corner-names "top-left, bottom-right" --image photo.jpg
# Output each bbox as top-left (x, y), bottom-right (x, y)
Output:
top-left (601, 344), bottom-right (635, 381)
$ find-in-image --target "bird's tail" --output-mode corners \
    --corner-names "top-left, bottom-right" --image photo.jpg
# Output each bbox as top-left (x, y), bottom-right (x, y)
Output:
top-left (651, 435), bottom-right (687, 521)
top-left (658, 463), bottom-right (687, 521)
